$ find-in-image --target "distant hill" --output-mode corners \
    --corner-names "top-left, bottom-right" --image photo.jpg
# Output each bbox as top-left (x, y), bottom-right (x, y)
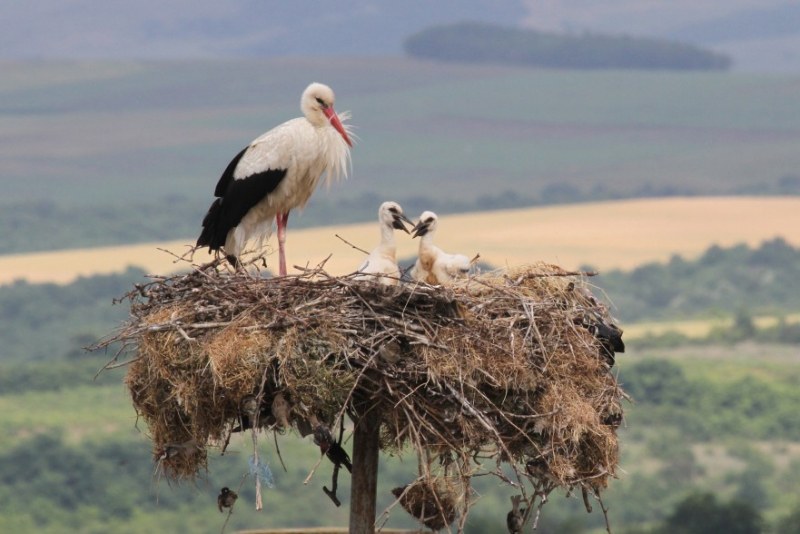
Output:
top-left (404, 22), bottom-right (731, 70)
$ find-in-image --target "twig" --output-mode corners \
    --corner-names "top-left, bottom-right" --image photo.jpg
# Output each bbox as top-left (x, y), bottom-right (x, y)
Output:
top-left (252, 429), bottom-right (262, 511)
top-left (248, 367), bottom-right (273, 511)
top-left (174, 324), bottom-right (195, 343)
top-left (272, 430), bottom-right (287, 472)
top-left (530, 488), bottom-right (551, 531)
top-left (594, 489), bottom-right (612, 534)
top-left (156, 245), bottom-right (196, 265)
top-left (220, 506), bottom-right (234, 534)
top-left (303, 454), bottom-right (326, 485)
top-left (335, 233), bottom-right (369, 255)
top-left (323, 463), bottom-right (342, 507)
top-left (94, 354), bottom-right (140, 379)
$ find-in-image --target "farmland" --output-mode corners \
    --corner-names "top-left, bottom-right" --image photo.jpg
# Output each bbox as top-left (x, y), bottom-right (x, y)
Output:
top-left (623, 312), bottom-right (800, 340)
top-left (1, 59), bottom-right (799, 255)
top-left (2, 196), bottom-right (799, 285)
top-left (2, 232), bottom-right (800, 531)
top-left (2, 58), bottom-right (800, 532)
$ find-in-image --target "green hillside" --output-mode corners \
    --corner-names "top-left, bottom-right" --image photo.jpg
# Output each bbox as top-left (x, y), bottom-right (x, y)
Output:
top-left (1, 59), bottom-right (800, 253)
top-left (2, 344), bottom-right (799, 532)
top-left (593, 237), bottom-right (800, 322)
top-left (1, 240), bottom-right (800, 531)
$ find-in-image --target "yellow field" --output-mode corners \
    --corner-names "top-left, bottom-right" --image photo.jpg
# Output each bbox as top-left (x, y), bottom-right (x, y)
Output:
top-left (623, 313), bottom-right (800, 340)
top-left (2, 196), bottom-right (799, 286)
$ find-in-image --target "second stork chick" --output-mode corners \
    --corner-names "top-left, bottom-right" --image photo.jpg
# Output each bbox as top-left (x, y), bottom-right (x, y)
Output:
top-left (410, 211), bottom-right (473, 285)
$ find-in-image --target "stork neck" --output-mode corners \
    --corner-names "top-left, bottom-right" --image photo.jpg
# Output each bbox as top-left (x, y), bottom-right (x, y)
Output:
top-left (380, 223), bottom-right (396, 249)
top-left (307, 114), bottom-right (327, 128)
top-left (419, 231), bottom-right (436, 247)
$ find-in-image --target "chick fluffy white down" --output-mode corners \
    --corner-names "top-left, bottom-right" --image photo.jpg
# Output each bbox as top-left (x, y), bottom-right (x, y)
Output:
top-left (410, 211), bottom-right (472, 285)
top-left (355, 201), bottom-right (411, 285)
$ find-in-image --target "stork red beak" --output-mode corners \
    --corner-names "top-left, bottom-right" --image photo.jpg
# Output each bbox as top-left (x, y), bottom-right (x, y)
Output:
top-left (323, 107), bottom-right (353, 147)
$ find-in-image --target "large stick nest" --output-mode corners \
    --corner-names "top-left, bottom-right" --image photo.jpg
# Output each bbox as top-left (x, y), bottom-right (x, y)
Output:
top-left (101, 262), bottom-right (626, 524)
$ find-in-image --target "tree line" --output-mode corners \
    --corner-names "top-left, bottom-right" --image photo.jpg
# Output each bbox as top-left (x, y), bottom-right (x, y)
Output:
top-left (621, 358), bottom-right (800, 441)
top-left (596, 238), bottom-right (800, 323)
top-left (1, 431), bottom-right (795, 533)
top-left (404, 22), bottom-right (731, 70)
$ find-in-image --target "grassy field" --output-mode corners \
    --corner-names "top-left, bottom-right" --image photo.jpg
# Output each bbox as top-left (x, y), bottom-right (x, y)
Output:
top-left (2, 59), bottom-right (799, 212)
top-left (0, 383), bottom-right (135, 444)
top-left (3, 196), bottom-right (799, 285)
top-left (2, 342), bottom-right (799, 532)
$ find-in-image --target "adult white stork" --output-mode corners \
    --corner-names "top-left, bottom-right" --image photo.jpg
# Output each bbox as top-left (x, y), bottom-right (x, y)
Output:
top-left (354, 201), bottom-right (412, 285)
top-left (409, 211), bottom-right (473, 285)
top-left (197, 82), bottom-right (353, 275)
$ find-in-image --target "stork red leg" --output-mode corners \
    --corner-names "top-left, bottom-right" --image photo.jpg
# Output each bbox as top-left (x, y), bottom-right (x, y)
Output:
top-left (276, 211), bottom-right (290, 276)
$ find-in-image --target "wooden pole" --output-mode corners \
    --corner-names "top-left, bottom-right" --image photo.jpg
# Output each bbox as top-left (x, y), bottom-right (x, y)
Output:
top-left (349, 409), bottom-right (381, 534)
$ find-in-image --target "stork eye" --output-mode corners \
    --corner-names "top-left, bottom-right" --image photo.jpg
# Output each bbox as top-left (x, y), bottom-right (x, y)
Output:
top-left (315, 97), bottom-right (326, 107)
top-left (388, 207), bottom-right (398, 213)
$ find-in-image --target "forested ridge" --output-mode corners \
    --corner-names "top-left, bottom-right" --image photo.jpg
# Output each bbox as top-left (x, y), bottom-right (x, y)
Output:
top-left (405, 22), bottom-right (731, 70)
top-left (595, 237), bottom-right (800, 322)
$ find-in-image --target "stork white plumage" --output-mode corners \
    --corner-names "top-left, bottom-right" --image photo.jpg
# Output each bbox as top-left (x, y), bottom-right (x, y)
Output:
top-left (355, 201), bottom-right (412, 285)
top-left (409, 211), bottom-right (473, 285)
top-left (197, 82), bottom-right (353, 276)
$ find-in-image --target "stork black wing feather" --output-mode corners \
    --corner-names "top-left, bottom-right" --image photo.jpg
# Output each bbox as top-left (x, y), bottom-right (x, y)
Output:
top-left (197, 198), bottom-right (224, 248)
top-left (197, 147), bottom-right (287, 252)
top-left (214, 147), bottom-right (248, 197)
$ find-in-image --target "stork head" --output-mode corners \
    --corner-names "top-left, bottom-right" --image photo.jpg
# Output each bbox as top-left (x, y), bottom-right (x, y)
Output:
top-left (412, 211), bottom-right (438, 238)
top-left (302, 82), bottom-right (353, 147)
top-left (379, 201), bottom-right (412, 233)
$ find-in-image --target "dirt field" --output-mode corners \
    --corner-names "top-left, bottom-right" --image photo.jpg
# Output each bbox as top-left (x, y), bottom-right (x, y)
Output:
top-left (2, 196), bottom-right (799, 285)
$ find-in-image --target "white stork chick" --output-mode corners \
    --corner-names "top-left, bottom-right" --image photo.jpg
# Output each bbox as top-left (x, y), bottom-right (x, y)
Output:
top-left (410, 211), bottom-right (473, 285)
top-left (355, 201), bottom-right (412, 285)
top-left (197, 82), bottom-right (353, 275)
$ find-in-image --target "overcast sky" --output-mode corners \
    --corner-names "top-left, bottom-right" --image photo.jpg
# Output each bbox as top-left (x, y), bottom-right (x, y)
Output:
top-left (3, 1), bottom-right (799, 71)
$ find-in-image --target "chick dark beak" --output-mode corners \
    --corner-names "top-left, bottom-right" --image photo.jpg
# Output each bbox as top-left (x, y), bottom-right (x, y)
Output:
top-left (411, 220), bottom-right (430, 238)
top-left (392, 212), bottom-right (413, 233)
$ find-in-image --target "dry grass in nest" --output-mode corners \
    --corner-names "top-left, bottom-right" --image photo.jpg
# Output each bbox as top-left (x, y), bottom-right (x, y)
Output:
top-left (98, 261), bottom-right (627, 528)
top-left (391, 477), bottom-right (459, 531)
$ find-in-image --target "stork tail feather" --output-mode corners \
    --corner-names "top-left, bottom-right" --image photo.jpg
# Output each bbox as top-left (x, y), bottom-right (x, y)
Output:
top-left (197, 198), bottom-right (226, 250)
